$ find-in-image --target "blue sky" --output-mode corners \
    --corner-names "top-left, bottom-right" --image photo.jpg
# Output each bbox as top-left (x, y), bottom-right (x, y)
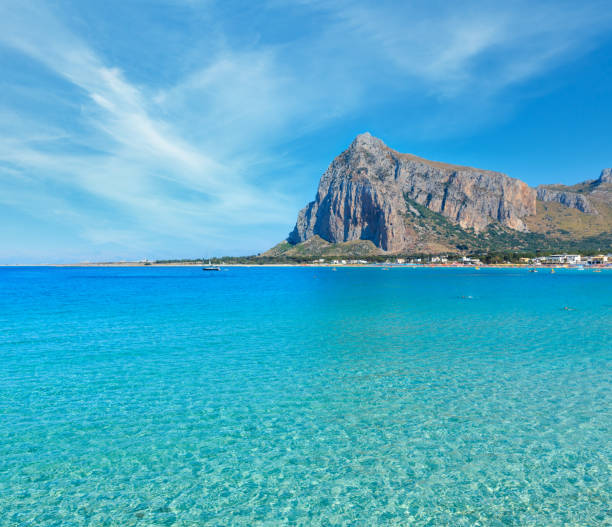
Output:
top-left (1, 0), bottom-right (612, 263)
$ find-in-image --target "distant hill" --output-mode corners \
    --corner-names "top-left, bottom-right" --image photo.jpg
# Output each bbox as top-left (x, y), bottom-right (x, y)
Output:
top-left (269, 134), bottom-right (611, 256)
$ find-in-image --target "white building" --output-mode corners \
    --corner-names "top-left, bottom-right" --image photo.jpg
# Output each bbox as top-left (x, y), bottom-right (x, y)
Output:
top-left (545, 254), bottom-right (581, 264)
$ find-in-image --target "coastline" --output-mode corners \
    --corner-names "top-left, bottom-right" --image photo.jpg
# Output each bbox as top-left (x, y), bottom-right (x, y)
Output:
top-left (3, 262), bottom-right (609, 269)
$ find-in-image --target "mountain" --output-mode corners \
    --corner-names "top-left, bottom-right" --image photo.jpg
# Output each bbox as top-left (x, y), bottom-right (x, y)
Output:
top-left (270, 134), bottom-right (611, 256)
top-left (528, 170), bottom-right (612, 242)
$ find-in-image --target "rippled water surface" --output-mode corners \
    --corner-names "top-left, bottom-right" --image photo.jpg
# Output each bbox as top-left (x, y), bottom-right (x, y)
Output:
top-left (0, 266), bottom-right (610, 526)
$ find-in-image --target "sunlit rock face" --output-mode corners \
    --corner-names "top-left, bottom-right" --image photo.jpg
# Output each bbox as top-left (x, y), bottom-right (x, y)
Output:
top-left (598, 168), bottom-right (612, 184)
top-left (536, 187), bottom-right (596, 214)
top-left (289, 133), bottom-right (536, 252)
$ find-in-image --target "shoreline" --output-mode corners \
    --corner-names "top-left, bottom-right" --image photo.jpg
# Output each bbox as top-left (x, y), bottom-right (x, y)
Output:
top-left (2, 262), bottom-right (610, 269)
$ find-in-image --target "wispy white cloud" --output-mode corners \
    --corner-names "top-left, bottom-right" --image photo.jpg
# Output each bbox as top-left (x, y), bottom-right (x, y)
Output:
top-left (286, 0), bottom-right (612, 96)
top-left (0, 0), bottom-right (300, 260)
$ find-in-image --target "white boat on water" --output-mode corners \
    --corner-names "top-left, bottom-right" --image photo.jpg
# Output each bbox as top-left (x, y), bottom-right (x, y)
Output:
top-left (202, 260), bottom-right (221, 271)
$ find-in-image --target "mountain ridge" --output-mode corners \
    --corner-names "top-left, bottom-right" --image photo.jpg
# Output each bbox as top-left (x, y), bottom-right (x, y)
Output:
top-left (277, 133), bottom-right (611, 256)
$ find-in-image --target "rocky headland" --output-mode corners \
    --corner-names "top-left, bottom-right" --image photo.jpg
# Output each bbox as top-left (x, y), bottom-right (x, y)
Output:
top-left (270, 134), bottom-right (611, 256)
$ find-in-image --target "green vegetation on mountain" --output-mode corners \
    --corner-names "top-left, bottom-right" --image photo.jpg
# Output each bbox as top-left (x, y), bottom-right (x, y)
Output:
top-left (264, 236), bottom-right (381, 258)
top-left (402, 196), bottom-right (611, 253)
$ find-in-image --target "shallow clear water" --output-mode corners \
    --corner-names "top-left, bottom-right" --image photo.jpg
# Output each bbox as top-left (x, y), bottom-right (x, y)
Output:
top-left (0, 266), bottom-right (610, 526)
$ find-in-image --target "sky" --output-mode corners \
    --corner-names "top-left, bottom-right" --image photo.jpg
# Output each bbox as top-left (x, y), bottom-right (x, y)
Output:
top-left (1, 0), bottom-right (612, 263)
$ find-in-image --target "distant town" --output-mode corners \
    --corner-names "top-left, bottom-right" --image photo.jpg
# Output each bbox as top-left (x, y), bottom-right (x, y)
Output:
top-left (310, 253), bottom-right (611, 267)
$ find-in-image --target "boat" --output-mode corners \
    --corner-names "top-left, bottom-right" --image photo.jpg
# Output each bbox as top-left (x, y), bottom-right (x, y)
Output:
top-left (202, 260), bottom-right (221, 271)
top-left (593, 269), bottom-right (602, 273)
top-left (474, 266), bottom-right (480, 270)
top-left (550, 268), bottom-right (555, 274)
top-left (529, 268), bottom-right (538, 273)
top-left (575, 265), bottom-right (585, 271)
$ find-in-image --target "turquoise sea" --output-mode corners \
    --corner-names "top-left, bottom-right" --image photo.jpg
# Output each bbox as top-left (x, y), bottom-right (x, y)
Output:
top-left (0, 266), bottom-right (610, 526)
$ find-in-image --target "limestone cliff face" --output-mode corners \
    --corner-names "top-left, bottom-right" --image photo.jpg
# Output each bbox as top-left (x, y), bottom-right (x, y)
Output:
top-left (289, 133), bottom-right (536, 252)
top-left (598, 168), bottom-right (612, 184)
top-left (590, 169), bottom-right (612, 205)
top-left (536, 187), bottom-right (596, 214)
top-left (534, 167), bottom-right (612, 214)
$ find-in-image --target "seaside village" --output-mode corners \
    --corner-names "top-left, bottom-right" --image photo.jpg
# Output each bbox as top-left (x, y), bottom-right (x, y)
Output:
top-left (318, 253), bottom-right (612, 267)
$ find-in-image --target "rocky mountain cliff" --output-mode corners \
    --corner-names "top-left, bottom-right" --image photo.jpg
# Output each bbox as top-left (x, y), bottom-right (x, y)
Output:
top-left (535, 169), bottom-right (612, 215)
top-left (536, 187), bottom-right (596, 214)
top-left (277, 134), bottom-right (611, 255)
